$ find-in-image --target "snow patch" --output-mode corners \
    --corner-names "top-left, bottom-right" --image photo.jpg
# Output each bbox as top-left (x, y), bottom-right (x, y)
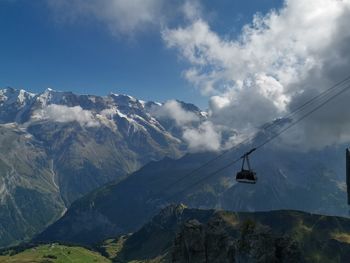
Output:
top-left (139, 100), bottom-right (146, 108)
top-left (18, 89), bottom-right (35, 104)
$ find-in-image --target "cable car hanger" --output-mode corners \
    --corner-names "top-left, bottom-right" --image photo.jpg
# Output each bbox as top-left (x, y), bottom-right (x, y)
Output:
top-left (236, 148), bottom-right (257, 184)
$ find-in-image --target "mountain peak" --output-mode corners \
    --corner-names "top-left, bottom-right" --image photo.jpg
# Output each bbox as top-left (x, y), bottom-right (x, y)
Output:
top-left (0, 87), bottom-right (35, 106)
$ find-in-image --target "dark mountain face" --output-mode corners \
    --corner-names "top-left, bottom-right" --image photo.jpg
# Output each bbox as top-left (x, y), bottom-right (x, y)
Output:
top-left (0, 88), bottom-right (204, 247)
top-left (0, 125), bottom-right (65, 247)
top-left (101, 205), bottom-right (350, 263)
top-left (36, 155), bottom-right (210, 245)
top-left (36, 137), bottom-right (348, 246)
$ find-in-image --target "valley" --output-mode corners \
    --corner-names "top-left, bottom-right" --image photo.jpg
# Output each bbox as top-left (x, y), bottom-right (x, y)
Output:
top-left (3, 205), bottom-right (350, 262)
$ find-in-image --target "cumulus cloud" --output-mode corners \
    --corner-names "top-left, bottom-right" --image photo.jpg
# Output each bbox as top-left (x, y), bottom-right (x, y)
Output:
top-left (44, 0), bottom-right (350, 151)
top-left (33, 104), bottom-right (99, 127)
top-left (46, 0), bottom-right (164, 35)
top-left (152, 100), bottom-right (223, 151)
top-left (183, 121), bottom-right (221, 152)
top-left (95, 99), bottom-right (222, 152)
top-left (182, 0), bottom-right (202, 22)
top-left (163, 0), bottom-right (350, 149)
top-left (153, 100), bottom-right (199, 126)
top-left (46, 0), bottom-right (191, 36)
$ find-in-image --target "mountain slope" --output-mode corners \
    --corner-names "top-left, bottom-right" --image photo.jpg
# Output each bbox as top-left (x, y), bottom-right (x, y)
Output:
top-left (0, 87), bottom-right (204, 247)
top-left (36, 138), bottom-right (348, 245)
top-left (102, 205), bottom-right (350, 263)
top-left (0, 125), bottom-right (65, 247)
top-left (4, 206), bottom-right (350, 262)
top-left (0, 243), bottom-right (110, 263)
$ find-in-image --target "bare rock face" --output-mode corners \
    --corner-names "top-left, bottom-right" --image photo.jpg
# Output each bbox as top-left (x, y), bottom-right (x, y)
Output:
top-left (172, 220), bottom-right (207, 263)
top-left (204, 215), bottom-right (236, 263)
top-left (97, 206), bottom-right (350, 263)
top-left (0, 88), bottom-right (205, 247)
top-left (172, 215), bottom-right (301, 263)
top-left (235, 220), bottom-right (300, 263)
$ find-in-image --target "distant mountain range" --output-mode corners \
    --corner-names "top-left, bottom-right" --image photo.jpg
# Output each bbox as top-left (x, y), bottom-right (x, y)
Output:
top-left (1, 87), bottom-right (349, 250)
top-left (36, 125), bottom-right (349, 246)
top-left (0, 87), bottom-right (205, 247)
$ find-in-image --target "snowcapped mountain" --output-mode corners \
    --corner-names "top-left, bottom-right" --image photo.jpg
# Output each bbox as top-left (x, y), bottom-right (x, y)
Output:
top-left (0, 88), bottom-right (35, 123)
top-left (0, 87), bottom-right (206, 247)
top-left (0, 87), bottom-right (204, 131)
top-left (1, 87), bottom-right (348, 250)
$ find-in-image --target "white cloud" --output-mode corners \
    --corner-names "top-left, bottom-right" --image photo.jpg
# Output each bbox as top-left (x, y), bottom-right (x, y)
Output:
top-left (182, 0), bottom-right (202, 22)
top-left (153, 100), bottom-right (199, 126)
top-left (152, 100), bottom-right (222, 152)
top-left (183, 121), bottom-right (221, 152)
top-left (163, 0), bottom-right (350, 149)
top-left (33, 104), bottom-right (99, 127)
top-left (45, 0), bottom-right (211, 37)
top-left (46, 0), bottom-right (164, 35)
top-left (100, 108), bottom-right (117, 119)
top-left (43, 0), bottom-right (350, 151)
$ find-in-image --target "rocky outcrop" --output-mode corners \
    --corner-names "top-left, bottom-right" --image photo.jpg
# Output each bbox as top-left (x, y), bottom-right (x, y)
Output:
top-left (97, 206), bottom-right (350, 263)
top-left (107, 204), bottom-right (214, 262)
top-left (172, 215), bottom-right (300, 263)
top-left (235, 221), bottom-right (300, 263)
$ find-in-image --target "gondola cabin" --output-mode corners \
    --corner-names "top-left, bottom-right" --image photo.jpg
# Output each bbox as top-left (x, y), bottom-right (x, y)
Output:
top-left (236, 148), bottom-right (257, 184)
top-left (236, 169), bottom-right (257, 184)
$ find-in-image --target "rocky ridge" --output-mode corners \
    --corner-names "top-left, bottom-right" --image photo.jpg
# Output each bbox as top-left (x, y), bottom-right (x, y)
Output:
top-left (0, 87), bottom-right (205, 247)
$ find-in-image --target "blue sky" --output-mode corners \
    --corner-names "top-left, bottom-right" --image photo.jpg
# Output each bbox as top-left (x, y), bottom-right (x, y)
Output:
top-left (1, 0), bottom-right (349, 150)
top-left (0, 0), bottom-right (283, 108)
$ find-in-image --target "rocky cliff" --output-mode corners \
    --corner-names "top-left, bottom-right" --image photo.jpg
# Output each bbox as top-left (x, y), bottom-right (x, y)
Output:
top-left (102, 205), bottom-right (350, 263)
top-left (172, 216), bottom-right (300, 263)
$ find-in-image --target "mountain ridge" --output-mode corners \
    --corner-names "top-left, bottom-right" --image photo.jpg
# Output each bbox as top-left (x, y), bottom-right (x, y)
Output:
top-left (0, 87), bottom-right (205, 247)
top-left (36, 138), bottom-right (348, 246)
top-left (100, 205), bottom-right (350, 262)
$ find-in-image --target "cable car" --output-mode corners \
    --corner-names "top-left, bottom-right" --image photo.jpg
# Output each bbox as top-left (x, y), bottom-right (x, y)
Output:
top-left (236, 148), bottom-right (257, 184)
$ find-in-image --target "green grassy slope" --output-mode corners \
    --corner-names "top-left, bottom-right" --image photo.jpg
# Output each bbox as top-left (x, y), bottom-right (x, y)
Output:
top-left (0, 243), bottom-right (110, 263)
